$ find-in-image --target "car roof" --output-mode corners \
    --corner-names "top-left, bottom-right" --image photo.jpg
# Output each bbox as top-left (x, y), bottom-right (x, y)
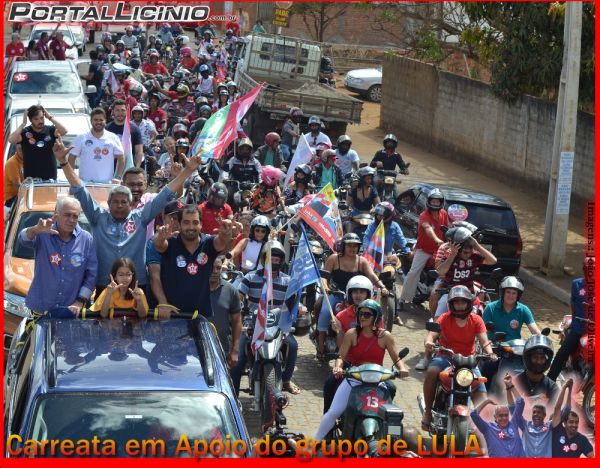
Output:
top-left (414, 183), bottom-right (512, 209)
top-left (35, 318), bottom-right (228, 393)
top-left (13, 60), bottom-right (76, 72)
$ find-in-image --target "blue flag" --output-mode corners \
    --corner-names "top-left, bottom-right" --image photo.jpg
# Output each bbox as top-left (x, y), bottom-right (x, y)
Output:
top-left (281, 224), bottom-right (321, 333)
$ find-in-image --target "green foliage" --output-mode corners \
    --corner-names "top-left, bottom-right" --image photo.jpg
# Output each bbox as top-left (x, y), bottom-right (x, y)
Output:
top-left (461, 2), bottom-right (594, 107)
top-left (415, 31), bottom-right (445, 63)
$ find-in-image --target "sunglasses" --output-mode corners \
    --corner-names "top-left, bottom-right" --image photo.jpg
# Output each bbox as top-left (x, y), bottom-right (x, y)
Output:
top-left (359, 311), bottom-right (374, 318)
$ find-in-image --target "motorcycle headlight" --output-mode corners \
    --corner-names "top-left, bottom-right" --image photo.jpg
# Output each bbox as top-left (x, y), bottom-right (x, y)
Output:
top-left (4, 293), bottom-right (32, 319)
top-left (264, 326), bottom-right (280, 341)
top-left (356, 370), bottom-right (382, 383)
top-left (455, 368), bottom-right (474, 387)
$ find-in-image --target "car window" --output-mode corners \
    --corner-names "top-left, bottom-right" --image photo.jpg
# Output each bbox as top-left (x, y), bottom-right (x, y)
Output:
top-left (414, 192), bottom-right (428, 215)
top-left (396, 188), bottom-right (420, 215)
top-left (10, 72), bottom-right (81, 94)
top-left (456, 204), bottom-right (519, 234)
top-left (29, 392), bottom-right (241, 456)
top-left (12, 212), bottom-right (91, 259)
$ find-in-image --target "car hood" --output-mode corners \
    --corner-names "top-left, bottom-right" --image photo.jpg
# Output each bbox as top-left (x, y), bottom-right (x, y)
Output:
top-left (4, 255), bottom-right (33, 298)
top-left (347, 68), bottom-right (382, 79)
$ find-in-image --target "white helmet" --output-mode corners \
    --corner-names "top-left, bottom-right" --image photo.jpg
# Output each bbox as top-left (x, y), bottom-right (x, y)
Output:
top-left (177, 35), bottom-right (190, 45)
top-left (346, 275), bottom-right (373, 302)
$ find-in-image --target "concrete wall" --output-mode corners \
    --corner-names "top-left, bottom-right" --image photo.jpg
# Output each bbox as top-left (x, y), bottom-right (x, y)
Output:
top-left (381, 55), bottom-right (595, 206)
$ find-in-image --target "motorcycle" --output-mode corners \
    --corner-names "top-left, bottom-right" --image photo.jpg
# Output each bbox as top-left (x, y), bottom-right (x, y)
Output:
top-left (223, 179), bottom-right (255, 214)
top-left (347, 212), bottom-right (373, 238)
top-left (553, 314), bottom-right (595, 428)
top-left (376, 166), bottom-right (409, 204)
top-left (417, 321), bottom-right (491, 456)
top-left (326, 348), bottom-right (415, 457)
top-left (309, 274), bottom-right (346, 363)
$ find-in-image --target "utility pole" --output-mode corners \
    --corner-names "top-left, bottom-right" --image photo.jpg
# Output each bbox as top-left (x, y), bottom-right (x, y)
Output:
top-left (541, 1), bottom-right (582, 276)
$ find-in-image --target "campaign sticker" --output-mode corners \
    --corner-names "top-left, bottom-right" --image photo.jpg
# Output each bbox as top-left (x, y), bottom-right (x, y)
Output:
top-left (124, 220), bottom-right (136, 234)
top-left (44, 135), bottom-right (51, 142)
top-left (447, 204), bottom-right (469, 222)
top-left (28, 138), bottom-right (36, 145)
top-left (197, 252), bottom-right (208, 265)
top-left (85, 139), bottom-right (93, 146)
top-left (187, 262), bottom-right (199, 275)
top-left (102, 148), bottom-right (109, 155)
top-left (176, 255), bottom-right (187, 268)
top-left (25, 132), bottom-right (32, 138)
top-left (570, 443), bottom-right (578, 451)
top-left (70, 254), bottom-right (82, 267)
top-left (559, 436), bottom-right (566, 444)
top-left (94, 147), bottom-right (102, 154)
top-left (49, 252), bottom-right (62, 266)
top-left (509, 319), bottom-right (519, 329)
top-left (36, 141), bottom-right (45, 148)
top-left (13, 72), bottom-right (28, 82)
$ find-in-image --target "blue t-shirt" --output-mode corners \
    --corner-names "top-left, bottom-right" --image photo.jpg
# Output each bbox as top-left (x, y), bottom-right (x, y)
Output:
top-left (551, 424), bottom-right (593, 457)
top-left (483, 300), bottom-right (535, 341)
top-left (570, 278), bottom-right (587, 335)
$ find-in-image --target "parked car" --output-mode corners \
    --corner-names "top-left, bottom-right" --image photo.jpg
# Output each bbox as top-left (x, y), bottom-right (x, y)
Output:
top-left (344, 67), bottom-right (382, 102)
top-left (395, 183), bottom-right (522, 279)
top-left (3, 180), bottom-right (113, 358)
top-left (29, 24), bottom-right (79, 60)
top-left (4, 60), bottom-right (95, 120)
top-left (4, 315), bottom-right (251, 457)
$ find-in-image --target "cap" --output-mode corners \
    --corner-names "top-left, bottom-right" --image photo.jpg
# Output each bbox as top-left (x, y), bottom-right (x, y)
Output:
top-left (164, 199), bottom-right (185, 216)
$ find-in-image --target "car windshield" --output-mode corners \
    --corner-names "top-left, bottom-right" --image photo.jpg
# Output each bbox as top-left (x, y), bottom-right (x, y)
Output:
top-left (455, 204), bottom-right (519, 234)
top-left (31, 29), bottom-right (75, 46)
top-left (28, 392), bottom-right (241, 457)
top-left (13, 212), bottom-right (91, 259)
top-left (10, 72), bottom-right (81, 94)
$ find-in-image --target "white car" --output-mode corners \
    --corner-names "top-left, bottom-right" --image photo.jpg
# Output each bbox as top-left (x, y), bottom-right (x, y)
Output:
top-left (29, 24), bottom-right (79, 60)
top-left (344, 67), bottom-right (383, 102)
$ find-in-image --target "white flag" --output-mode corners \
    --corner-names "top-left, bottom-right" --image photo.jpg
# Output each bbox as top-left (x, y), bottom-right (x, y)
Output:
top-left (283, 133), bottom-right (314, 189)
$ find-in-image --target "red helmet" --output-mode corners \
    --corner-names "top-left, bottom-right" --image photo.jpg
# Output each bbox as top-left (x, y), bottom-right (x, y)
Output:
top-left (180, 47), bottom-right (192, 57)
top-left (321, 149), bottom-right (336, 163)
top-left (261, 165), bottom-right (283, 187)
top-left (265, 132), bottom-right (281, 148)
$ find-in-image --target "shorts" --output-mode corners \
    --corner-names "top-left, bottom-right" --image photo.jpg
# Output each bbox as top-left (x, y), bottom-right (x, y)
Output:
top-left (429, 354), bottom-right (486, 393)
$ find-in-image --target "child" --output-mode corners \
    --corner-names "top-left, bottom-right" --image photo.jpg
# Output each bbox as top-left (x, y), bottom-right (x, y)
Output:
top-left (91, 258), bottom-right (149, 318)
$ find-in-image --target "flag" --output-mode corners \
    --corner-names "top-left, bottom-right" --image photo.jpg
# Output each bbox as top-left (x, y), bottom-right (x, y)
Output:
top-left (283, 133), bottom-right (314, 189)
top-left (121, 104), bottom-right (134, 170)
top-left (298, 183), bottom-right (339, 250)
top-left (217, 46), bottom-right (228, 81)
top-left (281, 224), bottom-right (321, 333)
top-left (363, 220), bottom-right (386, 273)
top-left (191, 83), bottom-right (264, 160)
top-left (251, 243), bottom-right (272, 355)
top-left (109, 69), bottom-right (120, 94)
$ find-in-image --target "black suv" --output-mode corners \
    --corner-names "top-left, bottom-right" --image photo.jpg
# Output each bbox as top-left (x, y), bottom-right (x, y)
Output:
top-left (394, 183), bottom-right (522, 278)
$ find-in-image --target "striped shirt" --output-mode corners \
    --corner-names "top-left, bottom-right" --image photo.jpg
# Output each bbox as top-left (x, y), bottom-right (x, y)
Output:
top-left (239, 270), bottom-right (290, 312)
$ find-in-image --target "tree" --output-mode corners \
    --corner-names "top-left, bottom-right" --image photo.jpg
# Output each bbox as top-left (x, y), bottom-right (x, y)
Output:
top-left (291, 3), bottom-right (350, 42)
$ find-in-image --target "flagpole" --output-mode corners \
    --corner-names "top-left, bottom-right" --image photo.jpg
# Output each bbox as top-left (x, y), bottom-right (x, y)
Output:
top-left (320, 278), bottom-right (337, 322)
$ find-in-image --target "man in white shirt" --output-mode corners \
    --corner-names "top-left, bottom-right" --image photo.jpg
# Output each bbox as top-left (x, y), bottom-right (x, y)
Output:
top-left (335, 134), bottom-right (360, 176)
top-left (131, 106), bottom-right (157, 148)
top-left (303, 115), bottom-right (331, 150)
top-left (68, 108), bottom-right (125, 183)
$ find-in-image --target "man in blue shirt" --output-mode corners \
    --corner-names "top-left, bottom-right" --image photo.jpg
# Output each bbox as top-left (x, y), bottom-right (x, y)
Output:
top-left (53, 134), bottom-right (202, 295)
top-left (548, 257), bottom-right (594, 381)
top-left (19, 196), bottom-right (97, 316)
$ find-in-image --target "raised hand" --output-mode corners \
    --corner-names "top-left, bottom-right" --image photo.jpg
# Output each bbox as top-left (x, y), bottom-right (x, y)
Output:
top-left (35, 215), bottom-right (59, 236)
top-left (216, 218), bottom-right (234, 238)
top-left (106, 274), bottom-right (119, 295)
top-left (187, 154), bottom-right (202, 171)
top-left (503, 372), bottom-right (512, 388)
top-left (156, 223), bottom-right (179, 243)
top-left (52, 135), bottom-right (74, 162)
top-left (21, 111), bottom-right (28, 127)
top-left (129, 281), bottom-right (143, 301)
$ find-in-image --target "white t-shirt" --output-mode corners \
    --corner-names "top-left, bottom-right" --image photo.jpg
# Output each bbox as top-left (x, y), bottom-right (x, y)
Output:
top-left (71, 130), bottom-right (124, 183)
top-left (336, 149), bottom-right (360, 176)
top-left (132, 119), bottom-right (157, 146)
top-left (303, 131), bottom-right (331, 149)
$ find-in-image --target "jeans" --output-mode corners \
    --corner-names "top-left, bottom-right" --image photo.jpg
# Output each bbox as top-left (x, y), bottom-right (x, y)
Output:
top-left (280, 144), bottom-right (291, 161)
top-left (318, 293), bottom-right (342, 332)
top-left (229, 333), bottom-right (299, 395)
top-left (547, 329), bottom-right (582, 381)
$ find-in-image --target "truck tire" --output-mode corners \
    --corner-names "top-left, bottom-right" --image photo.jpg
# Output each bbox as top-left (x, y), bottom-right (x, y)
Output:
top-left (367, 85), bottom-right (382, 103)
top-left (583, 382), bottom-right (595, 428)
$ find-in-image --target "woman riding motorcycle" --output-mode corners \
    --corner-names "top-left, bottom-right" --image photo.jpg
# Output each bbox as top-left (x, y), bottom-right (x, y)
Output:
top-left (345, 166), bottom-right (380, 233)
top-left (314, 299), bottom-right (409, 439)
top-left (229, 215), bottom-right (270, 273)
top-left (249, 165), bottom-right (289, 218)
top-left (317, 233), bottom-right (389, 359)
top-left (284, 164), bottom-right (314, 203)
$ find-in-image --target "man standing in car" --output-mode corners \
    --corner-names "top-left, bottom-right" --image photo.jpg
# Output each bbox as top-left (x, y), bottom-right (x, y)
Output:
top-left (7, 105), bottom-right (67, 181)
top-left (49, 30), bottom-right (76, 60)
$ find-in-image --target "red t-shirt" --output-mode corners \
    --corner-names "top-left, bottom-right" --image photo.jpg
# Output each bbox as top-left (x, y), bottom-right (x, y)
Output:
top-left (435, 242), bottom-right (484, 289)
top-left (49, 38), bottom-right (68, 60)
top-left (336, 305), bottom-right (357, 332)
top-left (142, 62), bottom-right (169, 76)
top-left (148, 108), bottom-right (167, 128)
top-left (199, 201), bottom-right (233, 235)
top-left (416, 209), bottom-right (449, 254)
top-left (6, 42), bottom-right (25, 57)
top-left (226, 21), bottom-right (240, 36)
top-left (437, 311), bottom-right (485, 356)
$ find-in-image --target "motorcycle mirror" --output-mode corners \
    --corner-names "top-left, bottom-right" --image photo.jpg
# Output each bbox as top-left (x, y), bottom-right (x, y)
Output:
top-left (541, 327), bottom-right (551, 336)
top-left (490, 268), bottom-right (503, 280)
top-left (493, 331), bottom-right (506, 342)
top-left (485, 321), bottom-right (495, 332)
top-left (425, 321), bottom-right (441, 333)
top-left (398, 347), bottom-right (409, 360)
top-left (427, 270), bottom-right (440, 280)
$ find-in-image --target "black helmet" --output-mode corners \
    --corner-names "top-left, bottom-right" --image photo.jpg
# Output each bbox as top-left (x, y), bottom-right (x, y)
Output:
top-left (130, 57), bottom-right (141, 69)
top-left (445, 226), bottom-right (473, 245)
top-left (209, 182), bottom-right (228, 200)
top-left (294, 163), bottom-right (312, 183)
top-left (175, 138), bottom-right (190, 149)
top-left (499, 276), bottom-right (524, 302)
top-left (523, 335), bottom-right (554, 374)
top-left (340, 233), bottom-right (361, 255)
top-left (447, 285), bottom-right (473, 318)
top-left (426, 188), bottom-right (445, 211)
top-left (383, 134), bottom-right (398, 146)
top-left (357, 166), bottom-right (376, 183)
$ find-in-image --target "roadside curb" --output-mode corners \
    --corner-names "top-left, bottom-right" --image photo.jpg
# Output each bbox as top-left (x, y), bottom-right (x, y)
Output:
top-left (520, 267), bottom-right (570, 306)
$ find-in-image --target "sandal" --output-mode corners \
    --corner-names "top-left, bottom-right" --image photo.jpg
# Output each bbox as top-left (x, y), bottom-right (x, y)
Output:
top-left (283, 381), bottom-right (301, 395)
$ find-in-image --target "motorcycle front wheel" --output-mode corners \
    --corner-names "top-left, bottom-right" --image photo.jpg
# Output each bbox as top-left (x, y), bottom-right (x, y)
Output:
top-left (583, 382), bottom-right (595, 428)
top-left (448, 415), bottom-right (468, 456)
top-left (382, 295), bottom-right (395, 332)
top-left (260, 362), bottom-right (282, 432)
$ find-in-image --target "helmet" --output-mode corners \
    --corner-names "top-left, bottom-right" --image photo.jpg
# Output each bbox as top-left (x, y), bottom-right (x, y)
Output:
top-left (261, 166), bottom-right (283, 187)
top-left (250, 215), bottom-right (270, 240)
top-left (321, 149), bottom-right (336, 163)
top-left (175, 138), bottom-right (190, 149)
top-left (125, 26), bottom-right (134, 33)
top-left (426, 189), bottom-right (445, 211)
top-left (523, 335), bottom-right (554, 374)
top-left (176, 84), bottom-right (190, 98)
top-left (263, 240), bottom-right (286, 264)
top-left (445, 226), bottom-right (472, 245)
top-left (129, 82), bottom-right (143, 95)
top-left (374, 201), bottom-right (395, 223)
top-left (294, 163), bottom-right (312, 183)
top-left (315, 142), bottom-right (331, 154)
top-left (199, 105), bottom-right (212, 115)
top-left (203, 30), bottom-right (213, 37)
top-left (308, 115), bottom-right (322, 127)
top-left (116, 40), bottom-right (125, 46)
top-left (180, 46), bottom-right (192, 56)
top-left (102, 32), bottom-right (112, 41)
top-left (337, 134), bottom-right (352, 146)
top-left (383, 134), bottom-right (398, 146)
top-left (206, 44), bottom-right (214, 52)
top-left (219, 88), bottom-right (229, 97)
top-left (226, 29), bottom-right (233, 35)
top-left (130, 57), bottom-right (141, 69)
top-left (346, 275), bottom-right (373, 302)
top-left (217, 82), bottom-right (228, 91)
top-left (290, 107), bottom-right (303, 118)
top-left (357, 299), bottom-right (383, 326)
top-left (499, 276), bottom-right (524, 302)
top-left (340, 233), bottom-right (361, 255)
top-left (238, 137), bottom-right (253, 150)
top-left (208, 182), bottom-right (228, 200)
top-left (172, 123), bottom-right (189, 137)
top-left (227, 81), bottom-right (237, 89)
top-left (195, 96), bottom-right (209, 105)
top-left (149, 51), bottom-right (160, 59)
top-left (357, 166), bottom-right (376, 183)
top-left (131, 105), bottom-right (144, 115)
top-left (155, 38), bottom-right (163, 47)
top-left (447, 285), bottom-right (473, 317)
top-left (177, 35), bottom-right (190, 45)
top-left (199, 64), bottom-right (210, 74)
top-left (265, 132), bottom-right (281, 147)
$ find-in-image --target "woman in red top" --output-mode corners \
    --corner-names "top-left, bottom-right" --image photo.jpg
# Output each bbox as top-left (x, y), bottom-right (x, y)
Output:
top-left (314, 299), bottom-right (409, 439)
